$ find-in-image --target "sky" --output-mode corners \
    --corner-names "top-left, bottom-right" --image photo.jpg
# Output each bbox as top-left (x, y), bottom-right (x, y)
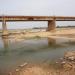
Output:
top-left (0, 0), bottom-right (75, 29)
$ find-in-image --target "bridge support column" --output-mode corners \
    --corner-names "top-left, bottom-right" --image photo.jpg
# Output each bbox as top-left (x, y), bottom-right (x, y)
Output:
top-left (2, 19), bottom-right (8, 36)
top-left (47, 20), bottom-right (56, 31)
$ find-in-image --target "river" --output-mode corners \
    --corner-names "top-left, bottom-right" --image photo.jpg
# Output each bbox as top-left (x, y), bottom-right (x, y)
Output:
top-left (0, 36), bottom-right (75, 75)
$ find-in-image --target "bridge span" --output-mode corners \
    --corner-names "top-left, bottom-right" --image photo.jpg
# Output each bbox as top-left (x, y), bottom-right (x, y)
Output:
top-left (1, 16), bottom-right (75, 35)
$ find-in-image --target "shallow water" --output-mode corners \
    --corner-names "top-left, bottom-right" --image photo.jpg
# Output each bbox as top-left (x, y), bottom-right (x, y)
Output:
top-left (0, 36), bottom-right (75, 75)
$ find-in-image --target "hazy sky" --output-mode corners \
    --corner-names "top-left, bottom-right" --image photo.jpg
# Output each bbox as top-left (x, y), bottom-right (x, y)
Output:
top-left (0, 0), bottom-right (75, 16)
top-left (0, 0), bottom-right (75, 29)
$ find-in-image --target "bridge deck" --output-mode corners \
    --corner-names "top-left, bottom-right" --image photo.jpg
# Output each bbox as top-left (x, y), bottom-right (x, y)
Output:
top-left (0, 16), bottom-right (75, 21)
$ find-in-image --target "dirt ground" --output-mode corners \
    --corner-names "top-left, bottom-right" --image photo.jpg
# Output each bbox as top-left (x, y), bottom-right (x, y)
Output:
top-left (10, 62), bottom-right (75, 75)
top-left (8, 28), bottom-right (75, 39)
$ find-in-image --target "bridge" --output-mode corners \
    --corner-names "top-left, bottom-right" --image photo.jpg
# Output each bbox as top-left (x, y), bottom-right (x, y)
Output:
top-left (1, 15), bottom-right (75, 35)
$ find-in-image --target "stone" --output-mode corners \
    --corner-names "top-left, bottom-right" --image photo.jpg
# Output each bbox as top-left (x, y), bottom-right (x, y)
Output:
top-left (15, 68), bottom-right (19, 72)
top-left (64, 51), bottom-right (75, 61)
top-left (19, 63), bottom-right (28, 67)
top-left (61, 61), bottom-right (66, 64)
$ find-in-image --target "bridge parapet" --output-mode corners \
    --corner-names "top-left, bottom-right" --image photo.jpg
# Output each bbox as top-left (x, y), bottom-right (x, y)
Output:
top-left (0, 16), bottom-right (54, 21)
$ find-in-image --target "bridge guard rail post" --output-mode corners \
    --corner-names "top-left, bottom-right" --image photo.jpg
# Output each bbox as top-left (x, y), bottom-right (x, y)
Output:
top-left (47, 20), bottom-right (56, 31)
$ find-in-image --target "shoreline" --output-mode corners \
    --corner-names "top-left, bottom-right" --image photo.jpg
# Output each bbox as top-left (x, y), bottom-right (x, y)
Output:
top-left (10, 51), bottom-right (75, 75)
top-left (0, 28), bottom-right (75, 39)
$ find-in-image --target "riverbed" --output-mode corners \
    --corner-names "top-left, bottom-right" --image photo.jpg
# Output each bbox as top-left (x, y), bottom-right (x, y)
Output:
top-left (0, 35), bottom-right (75, 75)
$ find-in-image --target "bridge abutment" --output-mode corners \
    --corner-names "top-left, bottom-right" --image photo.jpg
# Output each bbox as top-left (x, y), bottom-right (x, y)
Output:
top-left (47, 20), bottom-right (56, 31)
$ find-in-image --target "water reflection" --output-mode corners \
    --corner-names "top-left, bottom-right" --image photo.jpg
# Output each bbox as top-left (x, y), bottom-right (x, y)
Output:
top-left (1, 36), bottom-right (9, 55)
top-left (1, 37), bottom-right (58, 52)
top-left (0, 36), bottom-right (75, 75)
top-left (1, 36), bottom-right (70, 53)
top-left (47, 37), bottom-right (67, 48)
top-left (48, 38), bottom-right (56, 46)
top-left (2, 36), bottom-right (9, 49)
top-left (1, 36), bottom-right (73, 53)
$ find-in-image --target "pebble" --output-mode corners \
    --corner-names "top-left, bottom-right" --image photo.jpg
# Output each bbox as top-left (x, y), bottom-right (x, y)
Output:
top-left (16, 68), bottom-right (19, 72)
top-left (61, 61), bottom-right (66, 64)
top-left (56, 61), bottom-right (59, 64)
top-left (19, 63), bottom-right (28, 67)
top-left (68, 56), bottom-right (75, 61)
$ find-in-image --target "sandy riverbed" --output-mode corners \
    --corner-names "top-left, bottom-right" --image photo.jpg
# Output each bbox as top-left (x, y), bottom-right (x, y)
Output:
top-left (7, 28), bottom-right (75, 40)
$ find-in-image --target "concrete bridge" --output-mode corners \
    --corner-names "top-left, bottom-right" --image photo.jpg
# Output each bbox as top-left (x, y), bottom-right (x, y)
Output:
top-left (0, 15), bottom-right (75, 36)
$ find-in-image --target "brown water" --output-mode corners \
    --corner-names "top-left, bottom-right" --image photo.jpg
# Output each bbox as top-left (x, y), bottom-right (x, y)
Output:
top-left (0, 36), bottom-right (75, 75)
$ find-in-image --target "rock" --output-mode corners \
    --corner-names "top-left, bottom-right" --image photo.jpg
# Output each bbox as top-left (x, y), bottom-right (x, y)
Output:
top-left (56, 61), bottom-right (59, 64)
top-left (64, 51), bottom-right (75, 61)
top-left (15, 68), bottom-right (19, 72)
top-left (63, 62), bottom-right (72, 70)
top-left (63, 51), bottom-right (75, 70)
top-left (68, 56), bottom-right (75, 61)
top-left (19, 63), bottom-right (28, 67)
top-left (61, 61), bottom-right (66, 64)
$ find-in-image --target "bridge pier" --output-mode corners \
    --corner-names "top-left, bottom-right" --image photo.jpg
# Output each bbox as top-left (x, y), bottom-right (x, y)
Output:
top-left (47, 20), bottom-right (56, 31)
top-left (2, 18), bottom-right (8, 36)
